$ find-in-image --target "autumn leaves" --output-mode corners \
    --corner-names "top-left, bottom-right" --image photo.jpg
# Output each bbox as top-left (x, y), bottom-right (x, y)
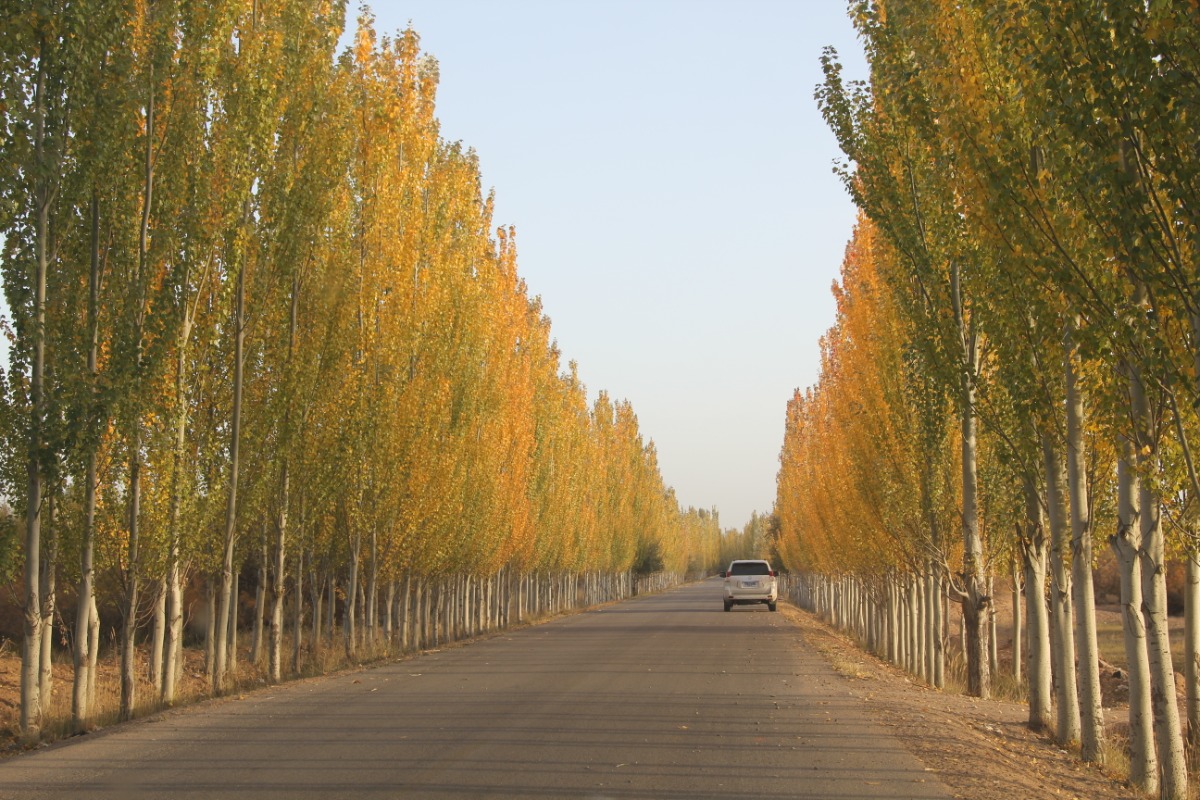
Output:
top-left (0, 3), bottom-right (722, 739)
top-left (779, 2), bottom-right (1200, 796)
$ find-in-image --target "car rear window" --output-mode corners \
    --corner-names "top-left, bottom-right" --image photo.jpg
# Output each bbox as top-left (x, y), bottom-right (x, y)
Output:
top-left (729, 562), bottom-right (771, 576)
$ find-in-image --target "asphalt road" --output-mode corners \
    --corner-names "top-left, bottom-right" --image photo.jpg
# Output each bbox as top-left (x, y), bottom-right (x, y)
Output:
top-left (0, 579), bottom-right (951, 799)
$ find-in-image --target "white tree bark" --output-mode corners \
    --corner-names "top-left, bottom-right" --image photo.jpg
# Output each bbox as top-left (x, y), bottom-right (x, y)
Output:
top-left (1064, 324), bottom-right (1104, 763)
top-left (214, 262), bottom-right (246, 693)
top-left (326, 574), bottom-right (335, 646)
top-left (38, 506), bottom-right (56, 718)
top-left (952, 263), bottom-right (988, 699)
top-left (932, 568), bottom-right (945, 688)
top-left (73, 201), bottom-right (101, 725)
top-left (384, 580), bottom-right (395, 644)
top-left (86, 595), bottom-right (99, 711)
top-left (309, 564), bottom-right (321, 652)
top-left (1128, 349), bottom-right (1187, 797)
top-left (346, 531), bottom-right (360, 655)
top-left (292, 548), bottom-right (303, 674)
top-left (1138, 482), bottom-right (1187, 798)
top-left (252, 538), bottom-right (267, 666)
top-left (227, 568), bottom-right (239, 679)
top-left (1010, 556), bottom-right (1022, 683)
top-left (1042, 437), bottom-right (1080, 744)
top-left (149, 579), bottom-right (165, 689)
top-left (162, 236), bottom-right (200, 707)
top-left (1020, 489), bottom-right (1051, 732)
top-left (21, 56), bottom-right (49, 741)
top-left (987, 572), bottom-right (998, 680)
top-left (887, 574), bottom-right (899, 664)
top-left (204, 578), bottom-right (216, 680)
top-left (120, 441), bottom-right (142, 722)
top-left (400, 573), bottom-right (412, 652)
top-left (366, 528), bottom-right (377, 643)
top-left (269, 465), bottom-right (288, 683)
top-left (1185, 552), bottom-right (1200, 762)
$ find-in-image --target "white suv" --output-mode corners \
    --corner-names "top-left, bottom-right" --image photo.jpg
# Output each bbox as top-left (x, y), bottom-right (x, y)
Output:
top-left (722, 560), bottom-right (778, 612)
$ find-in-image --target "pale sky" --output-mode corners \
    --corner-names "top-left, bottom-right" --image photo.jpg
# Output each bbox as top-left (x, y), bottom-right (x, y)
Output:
top-left (359, 0), bottom-right (868, 530)
top-left (0, 3), bottom-right (865, 530)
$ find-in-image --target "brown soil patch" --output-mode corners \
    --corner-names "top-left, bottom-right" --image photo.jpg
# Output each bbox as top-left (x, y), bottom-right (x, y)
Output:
top-left (0, 639), bottom-right (291, 752)
top-left (782, 605), bottom-right (1140, 800)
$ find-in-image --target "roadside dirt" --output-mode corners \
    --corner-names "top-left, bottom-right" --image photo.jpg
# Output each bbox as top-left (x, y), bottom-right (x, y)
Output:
top-left (0, 643), bottom-right (224, 751)
top-left (782, 605), bottom-right (1141, 800)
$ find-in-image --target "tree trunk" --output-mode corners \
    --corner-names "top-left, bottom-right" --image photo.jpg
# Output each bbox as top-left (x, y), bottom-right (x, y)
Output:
top-left (952, 263), bottom-right (988, 699)
top-left (227, 567), bottom-right (240, 679)
top-left (401, 573), bottom-right (412, 652)
top-left (367, 529), bottom-right (377, 645)
top-left (326, 573), bottom-right (335, 647)
top-left (86, 596), bottom-right (99, 711)
top-left (214, 260), bottom-right (246, 693)
top-left (21, 55), bottom-right (50, 741)
top-left (73, 414), bottom-right (97, 728)
top-left (384, 581), bottom-right (395, 644)
top-left (912, 575), bottom-right (923, 678)
top-left (270, 463), bottom-right (288, 683)
top-left (74, 197), bottom-right (101, 724)
top-left (18, 62), bottom-right (54, 743)
top-left (204, 577), bottom-right (216, 681)
top-left (887, 574), bottom-right (899, 664)
top-left (1064, 323), bottom-right (1104, 763)
top-left (1011, 552), bottom-right (1022, 683)
top-left (932, 567), bottom-right (945, 688)
top-left (172, 592), bottom-right (184, 693)
top-left (149, 578), bottom-right (165, 690)
top-left (925, 565), bottom-right (937, 685)
top-left (292, 548), bottom-right (304, 675)
top-left (434, 580), bottom-right (444, 648)
top-left (120, 441), bottom-right (142, 722)
top-left (1186, 551), bottom-right (1200, 766)
top-left (252, 536), bottom-right (266, 666)
top-left (1043, 437), bottom-right (1080, 745)
top-left (415, 578), bottom-right (426, 650)
top-left (119, 43), bottom-right (158, 723)
top-left (987, 571), bottom-right (998, 680)
top-left (37, 498), bottom-right (57, 717)
top-left (161, 530), bottom-right (184, 705)
top-left (1127, 353), bottom-right (1187, 798)
top-left (347, 530), bottom-right (359, 656)
top-left (162, 242), bottom-right (197, 706)
top-left (162, 373), bottom-right (188, 697)
top-left (1139, 479), bottom-right (1188, 797)
top-left (1022, 474), bottom-right (1052, 733)
top-left (1145, 500), bottom-right (1187, 778)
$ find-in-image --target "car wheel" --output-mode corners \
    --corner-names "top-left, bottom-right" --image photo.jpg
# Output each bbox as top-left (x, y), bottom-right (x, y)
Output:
top-left (723, 600), bottom-right (732, 612)
top-left (767, 602), bottom-right (777, 612)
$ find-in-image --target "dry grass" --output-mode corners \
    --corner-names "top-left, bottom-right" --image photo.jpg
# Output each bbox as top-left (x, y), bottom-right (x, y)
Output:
top-left (803, 602), bottom-right (1152, 794)
top-left (1100, 729), bottom-right (1132, 784)
top-left (0, 628), bottom-right (494, 754)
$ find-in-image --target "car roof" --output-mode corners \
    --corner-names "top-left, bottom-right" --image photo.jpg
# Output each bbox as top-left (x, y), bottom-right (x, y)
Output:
top-left (729, 559), bottom-right (770, 564)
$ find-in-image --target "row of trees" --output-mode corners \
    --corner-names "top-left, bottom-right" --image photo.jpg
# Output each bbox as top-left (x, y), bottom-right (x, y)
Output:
top-left (0, 0), bottom-right (724, 741)
top-left (777, 1), bottom-right (1200, 796)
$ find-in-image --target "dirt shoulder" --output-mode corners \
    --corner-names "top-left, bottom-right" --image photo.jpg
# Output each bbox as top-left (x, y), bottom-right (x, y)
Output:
top-left (781, 604), bottom-right (1140, 800)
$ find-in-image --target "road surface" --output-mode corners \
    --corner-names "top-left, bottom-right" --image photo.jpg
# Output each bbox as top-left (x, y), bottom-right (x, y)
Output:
top-left (0, 579), bottom-right (950, 799)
